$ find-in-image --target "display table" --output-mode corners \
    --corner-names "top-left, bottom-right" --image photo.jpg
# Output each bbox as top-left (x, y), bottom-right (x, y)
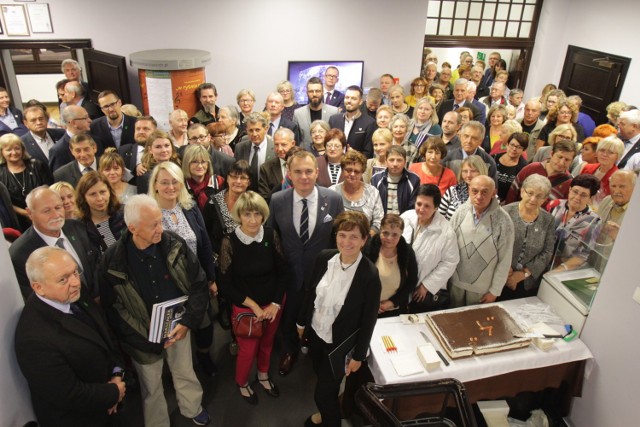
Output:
top-left (368, 297), bottom-right (593, 416)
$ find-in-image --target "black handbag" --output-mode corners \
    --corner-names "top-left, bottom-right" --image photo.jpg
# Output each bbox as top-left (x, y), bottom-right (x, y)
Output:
top-left (408, 288), bottom-right (451, 313)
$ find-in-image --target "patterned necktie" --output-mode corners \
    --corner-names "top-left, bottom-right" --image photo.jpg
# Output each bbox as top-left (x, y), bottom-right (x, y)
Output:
top-left (300, 199), bottom-right (309, 243)
top-left (325, 92), bottom-right (332, 104)
top-left (55, 237), bottom-right (65, 249)
top-left (268, 123), bottom-right (274, 136)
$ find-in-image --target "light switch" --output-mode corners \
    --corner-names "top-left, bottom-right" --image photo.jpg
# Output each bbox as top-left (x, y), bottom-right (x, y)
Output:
top-left (633, 287), bottom-right (640, 305)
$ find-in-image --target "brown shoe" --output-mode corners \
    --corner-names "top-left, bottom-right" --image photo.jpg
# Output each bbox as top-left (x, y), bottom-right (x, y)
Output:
top-left (278, 352), bottom-right (297, 376)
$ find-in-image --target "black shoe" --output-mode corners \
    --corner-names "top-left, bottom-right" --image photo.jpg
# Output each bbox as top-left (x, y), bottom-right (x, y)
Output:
top-left (255, 375), bottom-right (280, 398)
top-left (278, 352), bottom-right (297, 376)
top-left (239, 384), bottom-right (258, 405)
top-left (197, 352), bottom-right (217, 376)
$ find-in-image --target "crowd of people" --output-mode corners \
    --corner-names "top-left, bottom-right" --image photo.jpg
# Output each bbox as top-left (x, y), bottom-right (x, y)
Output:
top-left (5, 54), bottom-right (639, 427)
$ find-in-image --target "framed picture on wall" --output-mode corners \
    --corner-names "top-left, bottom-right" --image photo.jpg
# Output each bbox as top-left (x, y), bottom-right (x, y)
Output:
top-left (1, 5), bottom-right (30, 36)
top-left (27, 3), bottom-right (53, 33)
top-left (287, 60), bottom-right (364, 105)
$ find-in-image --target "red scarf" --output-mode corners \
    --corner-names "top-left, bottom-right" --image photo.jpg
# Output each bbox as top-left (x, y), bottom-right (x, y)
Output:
top-left (188, 174), bottom-right (210, 211)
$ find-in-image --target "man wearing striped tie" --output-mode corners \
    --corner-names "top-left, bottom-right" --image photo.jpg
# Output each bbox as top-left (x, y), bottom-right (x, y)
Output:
top-left (268, 150), bottom-right (344, 376)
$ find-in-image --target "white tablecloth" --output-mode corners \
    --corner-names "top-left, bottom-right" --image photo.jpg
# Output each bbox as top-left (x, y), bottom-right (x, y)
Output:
top-left (369, 297), bottom-right (593, 385)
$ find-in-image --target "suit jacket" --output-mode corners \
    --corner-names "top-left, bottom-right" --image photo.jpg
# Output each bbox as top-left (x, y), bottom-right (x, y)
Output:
top-left (437, 99), bottom-right (481, 123)
top-left (234, 136), bottom-right (275, 191)
top-left (90, 114), bottom-right (136, 153)
top-left (21, 129), bottom-right (66, 164)
top-left (53, 160), bottom-right (84, 187)
top-left (298, 249), bottom-right (381, 362)
top-left (80, 97), bottom-right (104, 120)
top-left (268, 186), bottom-right (344, 291)
top-left (10, 220), bottom-right (99, 299)
top-left (328, 112), bottom-right (376, 158)
top-left (0, 181), bottom-right (19, 229)
top-left (325, 90), bottom-right (345, 109)
top-left (274, 116), bottom-right (301, 144)
top-left (14, 293), bottom-right (121, 427)
top-left (618, 138), bottom-right (640, 169)
top-left (258, 156), bottom-right (285, 203)
top-left (0, 106), bottom-right (28, 137)
top-left (293, 104), bottom-right (339, 150)
top-left (117, 142), bottom-right (141, 177)
top-left (48, 133), bottom-right (74, 173)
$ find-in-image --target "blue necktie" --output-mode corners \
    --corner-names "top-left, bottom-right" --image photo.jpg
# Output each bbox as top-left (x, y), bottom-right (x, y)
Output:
top-left (300, 199), bottom-right (309, 243)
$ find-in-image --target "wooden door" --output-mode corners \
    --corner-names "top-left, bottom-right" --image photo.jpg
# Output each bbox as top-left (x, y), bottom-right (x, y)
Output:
top-left (559, 45), bottom-right (630, 125)
top-left (83, 48), bottom-right (130, 103)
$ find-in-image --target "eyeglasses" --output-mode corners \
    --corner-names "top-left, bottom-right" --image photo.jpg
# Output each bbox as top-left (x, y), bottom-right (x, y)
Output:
top-left (311, 129), bottom-right (326, 135)
top-left (228, 174), bottom-right (249, 181)
top-left (55, 269), bottom-right (81, 286)
top-left (570, 188), bottom-right (591, 199)
top-left (239, 99), bottom-right (254, 104)
top-left (380, 230), bottom-right (401, 239)
top-left (157, 180), bottom-right (180, 188)
top-left (188, 134), bottom-right (208, 142)
top-left (100, 100), bottom-right (120, 110)
top-left (71, 116), bottom-right (90, 122)
top-left (523, 188), bottom-right (546, 200)
top-left (279, 89), bottom-right (291, 94)
top-left (325, 74), bottom-right (338, 79)
top-left (558, 110), bottom-right (572, 116)
top-left (190, 160), bottom-right (209, 166)
top-left (325, 143), bottom-right (343, 150)
top-left (507, 143), bottom-right (524, 150)
top-left (555, 134), bottom-right (573, 141)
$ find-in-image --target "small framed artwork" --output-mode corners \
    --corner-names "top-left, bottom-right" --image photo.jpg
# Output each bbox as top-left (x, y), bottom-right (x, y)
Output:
top-left (1, 4), bottom-right (30, 36)
top-left (27, 3), bottom-right (53, 33)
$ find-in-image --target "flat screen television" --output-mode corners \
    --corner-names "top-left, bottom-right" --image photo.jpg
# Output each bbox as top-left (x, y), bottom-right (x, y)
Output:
top-left (287, 60), bottom-right (364, 105)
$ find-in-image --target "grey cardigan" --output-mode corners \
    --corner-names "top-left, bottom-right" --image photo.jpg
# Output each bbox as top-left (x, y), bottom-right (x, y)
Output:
top-left (503, 202), bottom-right (556, 290)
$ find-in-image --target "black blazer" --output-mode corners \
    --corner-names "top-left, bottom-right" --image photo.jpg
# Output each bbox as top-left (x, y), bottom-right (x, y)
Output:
top-left (21, 129), bottom-right (65, 164)
top-left (298, 249), bottom-right (381, 361)
top-left (14, 293), bottom-right (121, 427)
top-left (117, 142), bottom-right (140, 176)
top-left (328, 113), bottom-right (376, 158)
top-left (48, 133), bottom-right (73, 173)
top-left (437, 99), bottom-right (481, 123)
top-left (90, 114), bottom-right (136, 153)
top-left (0, 181), bottom-right (19, 229)
top-left (81, 97), bottom-right (104, 120)
top-left (53, 160), bottom-right (84, 187)
top-left (9, 220), bottom-right (99, 299)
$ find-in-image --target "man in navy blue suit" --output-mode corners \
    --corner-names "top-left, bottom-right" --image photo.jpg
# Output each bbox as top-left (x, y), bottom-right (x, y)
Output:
top-left (323, 66), bottom-right (344, 109)
top-left (21, 106), bottom-right (64, 164)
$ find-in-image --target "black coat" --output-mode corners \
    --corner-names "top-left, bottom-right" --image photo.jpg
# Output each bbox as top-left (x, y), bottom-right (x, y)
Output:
top-left (298, 249), bottom-right (381, 361)
top-left (14, 293), bottom-right (121, 427)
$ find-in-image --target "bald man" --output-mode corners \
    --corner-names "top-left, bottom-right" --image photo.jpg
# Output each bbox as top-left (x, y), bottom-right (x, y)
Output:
top-left (449, 175), bottom-right (514, 307)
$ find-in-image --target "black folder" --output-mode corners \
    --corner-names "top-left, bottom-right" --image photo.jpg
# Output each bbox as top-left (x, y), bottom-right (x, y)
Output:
top-left (328, 328), bottom-right (360, 380)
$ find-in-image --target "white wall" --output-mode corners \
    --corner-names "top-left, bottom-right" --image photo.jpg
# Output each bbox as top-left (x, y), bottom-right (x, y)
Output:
top-left (0, 0), bottom-right (428, 108)
top-left (0, 240), bottom-right (35, 426)
top-left (526, 0), bottom-right (638, 103)
top-left (16, 74), bottom-right (61, 103)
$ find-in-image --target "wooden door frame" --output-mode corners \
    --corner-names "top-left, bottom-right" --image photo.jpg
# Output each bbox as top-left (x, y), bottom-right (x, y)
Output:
top-left (0, 39), bottom-right (92, 101)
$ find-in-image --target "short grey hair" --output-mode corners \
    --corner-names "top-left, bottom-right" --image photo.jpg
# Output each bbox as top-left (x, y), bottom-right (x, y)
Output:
top-left (61, 105), bottom-right (85, 123)
top-left (522, 174), bottom-right (552, 198)
top-left (26, 246), bottom-right (73, 284)
top-left (461, 120), bottom-right (486, 140)
top-left (266, 92), bottom-right (284, 104)
top-left (366, 88), bottom-right (383, 101)
top-left (454, 78), bottom-right (468, 87)
top-left (219, 105), bottom-right (240, 126)
top-left (124, 194), bottom-right (159, 226)
top-left (273, 127), bottom-right (294, 141)
top-left (61, 59), bottom-right (81, 73)
top-left (620, 109), bottom-right (640, 126)
top-left (65, 80), bottom-right (85, 97)
top-left (25, 186), bottom-right (57, 210)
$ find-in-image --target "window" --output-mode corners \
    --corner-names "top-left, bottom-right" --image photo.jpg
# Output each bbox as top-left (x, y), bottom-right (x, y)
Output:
top-left (426, 0), bottom-right (538, 39)
top-left (10, 47), bottom-right (74, 74)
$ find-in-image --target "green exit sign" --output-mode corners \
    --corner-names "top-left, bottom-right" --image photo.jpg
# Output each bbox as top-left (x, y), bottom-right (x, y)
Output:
top-left (477, 52), bottom-right (486, 61)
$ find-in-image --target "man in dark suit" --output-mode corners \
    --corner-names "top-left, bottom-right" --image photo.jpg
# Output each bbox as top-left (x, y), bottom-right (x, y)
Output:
top-left (268, 150), bottom-right (344, 376)
top-left (328, 85), bottom-right (376, 158)
top-left (21, 106), bottom-right (65, 164)
top-left (258, 127), bottom-right (296, 203)
top-left (90, 90), bottom-right (136, 153)
top-left (14, 247), bottom-right (125, 427)
top-left (265, 92), bottom-right (301, 142)
top-left (437, 78), bottom-right (481, 123)
top-left (443, 121), bottom-right (498, 183)
top-left (49, 105), bottom-right (92, 172)
top-left (53, 134), bottom-right (99, 187)
top-left (617, 109), bottom-right (640, 169)
top-left (118, 115), bottom-right (157, 182)
top-left (9, 187), bottom-right (99, 299)
top-left (323, 66), bottom-right (344, 109)
top-left (235, 112), bottom-right (275, 192)
top-left (63, 80), bottom-right (103, 120)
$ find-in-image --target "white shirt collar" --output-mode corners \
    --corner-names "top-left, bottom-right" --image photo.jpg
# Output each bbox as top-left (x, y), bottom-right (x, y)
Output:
top-left (234, 225), bottom-right (264, 244)
top-left (293, 186), bottom-right (318, 204)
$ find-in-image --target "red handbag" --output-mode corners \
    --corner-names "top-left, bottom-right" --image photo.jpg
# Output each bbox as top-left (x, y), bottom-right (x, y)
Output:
top-left (232, 312), bottom-right (265, 338)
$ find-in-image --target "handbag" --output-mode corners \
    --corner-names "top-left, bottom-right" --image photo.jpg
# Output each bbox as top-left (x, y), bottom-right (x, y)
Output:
top-left (408, 288), bottom-right (450, 313)
top-left (232, 312), bottom-right (265, 338)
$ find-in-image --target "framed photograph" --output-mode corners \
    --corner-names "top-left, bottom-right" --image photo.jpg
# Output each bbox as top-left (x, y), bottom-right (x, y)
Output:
top-left (287, 60), bottom-right (364, 105)
top-left (1, 4), bottom-right (29, 36)
top-left (27, 3), bottom-right (53, 33)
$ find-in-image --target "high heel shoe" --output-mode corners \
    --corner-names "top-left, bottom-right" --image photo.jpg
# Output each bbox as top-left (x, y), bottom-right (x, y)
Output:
top-left (255, 375), bottom-right (279, 397)
top-left (238, 384), bottom-right (258, 405)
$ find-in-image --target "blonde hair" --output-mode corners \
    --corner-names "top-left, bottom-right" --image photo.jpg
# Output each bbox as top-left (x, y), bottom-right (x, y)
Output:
top-left (148, 161), bottom-right (194, 210)
top-left (231, 191), bottom-right (269, 224)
